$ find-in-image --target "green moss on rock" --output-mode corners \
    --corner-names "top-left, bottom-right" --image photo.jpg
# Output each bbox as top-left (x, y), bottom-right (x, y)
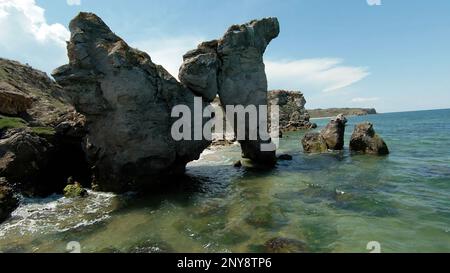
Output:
top-left (31, 127), bottom-right (56, 136)
top-left (63, 183), bottom-right (88, 198)
top-left (0, 116), bottom-right (27, 130)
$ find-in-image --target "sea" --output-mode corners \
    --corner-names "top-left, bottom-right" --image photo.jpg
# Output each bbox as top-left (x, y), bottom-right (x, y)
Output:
top-left (0, 109), bottom-right (449, 253)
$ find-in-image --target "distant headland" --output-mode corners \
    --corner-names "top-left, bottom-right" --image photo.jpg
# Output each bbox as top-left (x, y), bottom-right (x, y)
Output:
top-left (308, 108), bottom-right (377, 119)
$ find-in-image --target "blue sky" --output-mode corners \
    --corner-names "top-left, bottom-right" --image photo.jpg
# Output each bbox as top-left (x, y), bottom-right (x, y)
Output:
top-left (1, 0), bottom-right (449, 112)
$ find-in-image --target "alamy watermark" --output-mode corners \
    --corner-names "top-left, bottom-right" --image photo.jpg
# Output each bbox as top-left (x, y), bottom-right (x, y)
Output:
top-left (367, 241), bottom-right (382, 253)
top-left (66, 241), bottom-right (81, 253)
top-left (170, 97), bottom-right (280, 152)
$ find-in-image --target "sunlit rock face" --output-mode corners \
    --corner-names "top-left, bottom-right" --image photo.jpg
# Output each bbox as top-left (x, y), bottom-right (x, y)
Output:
top-left (53, 13), bottom-right (211, 192)
top-left (350, 122), bottom-right (390, 155)
top-left (54, 13), bottom-right (279, 192)
top-left (180, 18), bottom-right (280, 165)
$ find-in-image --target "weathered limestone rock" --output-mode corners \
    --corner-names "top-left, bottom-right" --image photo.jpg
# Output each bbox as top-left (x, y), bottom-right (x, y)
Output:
top-left (302, 114), bottom-right (347, 153)
top-left (320, 114), bottom-right (347, 150)
top-left (53, 13), bottom-right (211, 192)
top-left (302, 132), bottom-right (328, 153)
top-left (0, 58), bottom-right (88, 196)
top-left (180, 18), bottom-right (280, 165)
top-left (0, 83), bottom-right (33, 115)
top-left (268, 90), bottom-right (316, 132)
top-left (0, 177), bottom-right (19, 223)
top-left (350, 122), bottom-right (389, 155)
top-left (179, 50), bottom-right (219, 102)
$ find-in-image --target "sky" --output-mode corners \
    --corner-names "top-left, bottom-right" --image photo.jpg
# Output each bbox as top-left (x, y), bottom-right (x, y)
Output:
top-left (0, 0), bottom-right (449, 113)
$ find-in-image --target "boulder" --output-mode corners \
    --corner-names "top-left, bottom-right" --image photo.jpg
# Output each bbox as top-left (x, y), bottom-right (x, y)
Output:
top-left (320, 114), bottom-right (347, 150)
top-left (53, 13), bottom-right (212, 192)
top-left (64, 182), bottom-right (88, 198)
top-left (301, 114), bottom-right (347, 153)
top-left (0, 83), bottom-right (33, 115)
top-left (350, 122), bottom-right (389, 155)
top-left (301, 132), bottom-right (328, 153)
top-left (0, 177), bottom-right (19, 223)
top-left (180, 18), bottom-right (280, 166)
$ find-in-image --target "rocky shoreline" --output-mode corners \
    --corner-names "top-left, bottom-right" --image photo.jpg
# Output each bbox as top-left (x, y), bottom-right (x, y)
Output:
top-left (0, 13), bottom-right (389, 225)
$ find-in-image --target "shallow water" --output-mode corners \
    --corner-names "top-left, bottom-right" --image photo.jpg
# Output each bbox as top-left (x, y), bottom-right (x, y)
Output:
top-left (1, 109), bottom-right (449, 253)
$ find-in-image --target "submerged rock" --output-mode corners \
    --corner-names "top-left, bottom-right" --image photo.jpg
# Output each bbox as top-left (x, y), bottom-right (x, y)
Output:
top-left (129, 239), bottom-right (174, 253)
top-left (245, 204), bottom-right (288, 229)
top-left (268, 90), bottom-right (317, 132)
top-left (264, 237), bottom-right (308, 253)
top-left (349, 122), bottom-right (389, 155)
top-left (0, 177), bottom-right (19, 223)
top-left (278, 154), bottom-right (293, 161)
top-left (180, 18), bottom-right (280, 166)
top-left (302, 114), bottom-right (347, 153)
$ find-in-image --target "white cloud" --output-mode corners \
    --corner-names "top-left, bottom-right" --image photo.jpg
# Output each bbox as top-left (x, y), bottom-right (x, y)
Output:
top-left (66, 0), bottom-right (81, 6)
top-left (131, 36), bottom-right (205, 79)
top-left (265, 58), bottom-right (369, 92)
top-left (367, 0), bottom-right (382, 6)
top-left (0, 0), bottom-right (70, 74)
top-left (351, 97), bottom-right (380, 103)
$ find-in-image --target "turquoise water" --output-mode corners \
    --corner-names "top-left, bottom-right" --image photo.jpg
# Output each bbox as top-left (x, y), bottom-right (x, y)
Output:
top-left (0, 109), bottom-right (449, 253)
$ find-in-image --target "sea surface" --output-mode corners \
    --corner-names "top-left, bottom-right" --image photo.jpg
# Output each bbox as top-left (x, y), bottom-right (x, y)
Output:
top-left (1, 109), bottom-right (449, 253)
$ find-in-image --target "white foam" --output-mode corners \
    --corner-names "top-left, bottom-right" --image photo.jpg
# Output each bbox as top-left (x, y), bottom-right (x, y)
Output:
top-left (0, 191), bottom-right (117, 237)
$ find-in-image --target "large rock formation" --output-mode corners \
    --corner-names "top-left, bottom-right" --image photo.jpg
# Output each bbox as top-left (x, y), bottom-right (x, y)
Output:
top-left (0, 58), bottom-right (88, 196)
top-left (302, 114), bottom-right (347, 153)
top-left (0, 177), bottom-right (19, 223)
top-left (268, 90), bottom-right (316, 132)
top-left (53, 13), bottom-right (212, 192)
top-left (180, 18), bottom-right (280, 165)
top-left (350, 122), bottom-right (389, 155)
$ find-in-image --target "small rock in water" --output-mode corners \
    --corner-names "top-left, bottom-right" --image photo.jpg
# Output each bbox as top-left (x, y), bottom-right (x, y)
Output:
top-left (264, 237), bottom-right (308, 253)
top-left (350, 122), bottom-right (389, 155)
top-left (320, 114), bottom-right (347, 150)
top-left (130, 240), bottom-right (174, 253)
top-left (245, 205), bottom-right (288, 229)
top-left (301, 114), bottom-right (347, 153)
top-left (0, 177), bottom-right (19, 223)
top-left (278, 154), bottom-right (293, 161)
top-left (63, 180), bottom-right (88, 198)
top-left (233, 160), bottom-right (242, 168)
